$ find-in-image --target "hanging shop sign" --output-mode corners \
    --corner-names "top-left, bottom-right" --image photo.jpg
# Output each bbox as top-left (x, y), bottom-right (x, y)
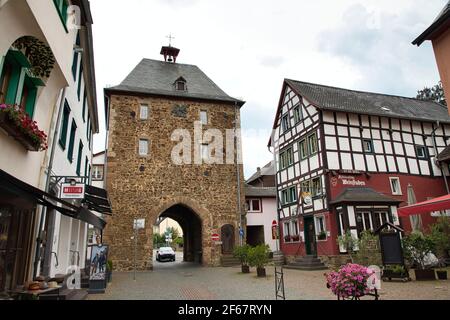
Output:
top-left (60, 183), bottom-right (85, 199)
top-left (302, 192), bottom-right (312, 206)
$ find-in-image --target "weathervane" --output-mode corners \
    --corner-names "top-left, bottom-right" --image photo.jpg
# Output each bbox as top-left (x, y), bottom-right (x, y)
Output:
top-left (166, 33), bottom-right (175, 47)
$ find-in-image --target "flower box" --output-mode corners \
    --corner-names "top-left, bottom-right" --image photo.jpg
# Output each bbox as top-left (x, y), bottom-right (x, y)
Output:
top-left (0, 105), bottom-right (47, 151)
top-left (292, 235), bottom-right (300, 242)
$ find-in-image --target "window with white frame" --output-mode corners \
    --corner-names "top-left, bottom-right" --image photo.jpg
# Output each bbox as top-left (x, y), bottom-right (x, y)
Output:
top-left (290, 220), bottom-right (299, 236)
top-left (246, 199), bottom-right (261, 212)
top-left (283, 222), bottom-right (291, 242)
top-left (293, 105), bottom-right (302, 123)
top-left (281, 114), bottom-right (290, 132)
top-left (315, 215), bottom-right (327, 240)
top-left (200, 110), bottom-right (208, 125)
top-left (281, 186), bottom-right (297, 205)
top-left (363, 139), bottom-right (374, 153)
top-left (389, 177), bottom-right (402, 195)
top-left (415, 145), bottom-right (428, 159)
top-left (92, 165), bottom-right (104, 181)
top-left (139, 139), bottom-right (149, 156)
top-left (140, 104), bottom-right (149, 120)
top-left (312, 177), bottom-right (322, 196)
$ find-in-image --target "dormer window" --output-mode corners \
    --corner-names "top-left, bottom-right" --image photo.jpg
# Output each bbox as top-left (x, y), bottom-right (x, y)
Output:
top-left (174, 77), bottom-right (187, 91)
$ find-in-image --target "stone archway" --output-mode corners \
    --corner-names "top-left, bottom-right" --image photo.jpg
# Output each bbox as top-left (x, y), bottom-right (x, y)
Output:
top-left (156, 204), bottom-right (202, 263)
top-left (147, 197), bottom-right (212, 267)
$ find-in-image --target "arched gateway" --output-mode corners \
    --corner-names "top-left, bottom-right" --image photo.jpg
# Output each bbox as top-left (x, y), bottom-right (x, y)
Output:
top-left (149, 198), bottom-right (211, 265)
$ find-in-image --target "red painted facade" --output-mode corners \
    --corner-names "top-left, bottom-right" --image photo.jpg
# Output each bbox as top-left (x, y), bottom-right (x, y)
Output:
top-left (280, 172), bottom-right (448, 257)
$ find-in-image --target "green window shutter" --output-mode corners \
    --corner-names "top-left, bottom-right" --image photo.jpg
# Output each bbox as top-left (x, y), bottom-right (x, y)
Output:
top-left (4, 57), bottom-right (21, 104)
top-left (77, 59), bottom-right (83, 100)
top-left (67, 119), bottom-right (77, 163)
top-left (59, 101), bottom-right (70, 149)
top-left (86, 114), bottom-right (90, 140)
top-left (53, 0), bottom-right (69, 32)
top-left (82, 92), bottom-right (87, 121)
top-left (25, 86), bottom-right (37, 118)
top-left (72, 52), bottom-right (79, 80)
top-left (84, 156), bottom-right (89, 178)
top-left (76, 140), bottom-right (83, 176)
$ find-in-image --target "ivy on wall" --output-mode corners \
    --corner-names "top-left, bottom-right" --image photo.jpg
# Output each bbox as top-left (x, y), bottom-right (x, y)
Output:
top-left (12, 36), bottom-right (55, 78)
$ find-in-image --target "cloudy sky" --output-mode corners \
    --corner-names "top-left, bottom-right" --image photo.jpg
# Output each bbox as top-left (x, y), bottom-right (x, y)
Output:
top-left (90, 0), bottom-right (446, 178)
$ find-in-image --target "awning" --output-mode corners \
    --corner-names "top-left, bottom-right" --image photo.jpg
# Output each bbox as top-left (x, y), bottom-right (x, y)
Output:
top-left (84, 184), bottom-right (112, 215)
top-left (0, 169), bottom-right (106, 230)
top-left (330, 187), bottom-right (402, 205)
top-left (398, 194), bottom-right (450, 217)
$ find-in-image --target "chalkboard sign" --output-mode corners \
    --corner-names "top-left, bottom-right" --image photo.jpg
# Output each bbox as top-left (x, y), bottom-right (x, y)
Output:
top-left (379, 232), bottom-right (404, 265)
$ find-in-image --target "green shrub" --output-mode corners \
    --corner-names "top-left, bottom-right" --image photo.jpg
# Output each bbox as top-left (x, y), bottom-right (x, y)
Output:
top-left (403, 232), bottom-right (435, 270)
top-left (248, 245), bottom-right (271, 269)
top-left (233, 245), bottom-right (251, 266)
top-left (430, 217), bottom-right (450, 259)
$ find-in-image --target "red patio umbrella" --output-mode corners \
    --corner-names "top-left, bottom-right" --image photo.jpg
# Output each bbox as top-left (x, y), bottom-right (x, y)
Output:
top-left (398, 193), bottom-right (450, 217)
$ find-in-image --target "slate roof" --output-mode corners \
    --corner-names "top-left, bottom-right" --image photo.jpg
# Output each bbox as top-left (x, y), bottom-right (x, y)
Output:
top-left (329, 187), bottom-right (402, 205)
top-left (413, 1), bottom-right (450, 46)
top-left (437, 145), bottom-right (450, 162)
top-left (105, 59), bottom-right (245, 106)
top-left (285, 79), bottom-right (450, 123)
top-left (245, 185), bottom-right (276, 198)
top-left (246, 161), bottom-right (275, 184)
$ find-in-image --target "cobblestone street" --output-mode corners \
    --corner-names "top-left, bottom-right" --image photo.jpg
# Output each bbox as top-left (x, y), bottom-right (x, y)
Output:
top-left (88, 261), bottom-right (450, 300)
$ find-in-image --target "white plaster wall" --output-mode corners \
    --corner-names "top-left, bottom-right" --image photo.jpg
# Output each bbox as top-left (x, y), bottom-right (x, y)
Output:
top-left (246, 197), bottom-right (278, 251)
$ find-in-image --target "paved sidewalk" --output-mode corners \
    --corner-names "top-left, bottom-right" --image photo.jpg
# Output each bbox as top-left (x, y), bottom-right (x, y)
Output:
top-left (88, 263), bottom-right (450, 300)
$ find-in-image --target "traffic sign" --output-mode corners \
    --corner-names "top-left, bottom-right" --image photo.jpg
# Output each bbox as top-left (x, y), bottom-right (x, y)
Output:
top-left (211, 233), bottom-right (220, 241)
top-left (272, 220), bottom-right (278, 227)
top-left (239, 228), bottom-right (244, 237)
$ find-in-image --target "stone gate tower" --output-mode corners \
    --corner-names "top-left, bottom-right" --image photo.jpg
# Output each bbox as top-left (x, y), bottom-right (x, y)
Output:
top-left (103, 46), bottom-right (245, 270)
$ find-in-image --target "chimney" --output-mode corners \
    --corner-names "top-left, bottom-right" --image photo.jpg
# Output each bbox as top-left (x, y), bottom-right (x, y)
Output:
top-left (257, 167), bottom-right (261, 174)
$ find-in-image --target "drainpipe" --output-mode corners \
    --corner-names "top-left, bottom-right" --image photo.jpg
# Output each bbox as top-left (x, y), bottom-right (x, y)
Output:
top-left (431, 121), bottom-right (450, 194)
top-left (33, 87), bottom-right (67, 278)
top-left (234, 102), bottom-right (243, 246)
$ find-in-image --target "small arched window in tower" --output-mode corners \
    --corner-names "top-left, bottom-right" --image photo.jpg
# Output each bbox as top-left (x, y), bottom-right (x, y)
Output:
top-left (174, 77), bottom-right (187, 91)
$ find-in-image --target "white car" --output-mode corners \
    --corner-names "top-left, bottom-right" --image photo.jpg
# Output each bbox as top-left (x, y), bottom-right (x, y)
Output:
top-left (156, 247), bottom-right (176, 262)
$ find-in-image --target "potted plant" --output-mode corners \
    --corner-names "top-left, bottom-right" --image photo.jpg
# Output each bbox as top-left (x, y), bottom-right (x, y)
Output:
top-left (292, 235), bottom-right (300, 242)
top-left (403, 232), bottom-right (436, 281)
top-left (325, 263), bottom-right (378, 300)
top-left (382, 264), bottom-right (409, 281)
top-left (248, 245), bottom-right (271, 277)
top-left (106, 260), bottom-right (113, 283)
top-left (284, 235), bottom-right (292, 243)
top-left (317, 231), bottom-right (327, 241)
top-left (0, 104), bottom-right (48, 151)
top-left (233, 245), bottom-right (251, 273)
top-left (430, 217), bottom-right (450, 265)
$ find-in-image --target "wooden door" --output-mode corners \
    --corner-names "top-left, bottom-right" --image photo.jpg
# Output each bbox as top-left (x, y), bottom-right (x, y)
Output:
top-left (221, 224), bottom-right (235, 254)
top-left (304, 218), bottom-right (317, 256)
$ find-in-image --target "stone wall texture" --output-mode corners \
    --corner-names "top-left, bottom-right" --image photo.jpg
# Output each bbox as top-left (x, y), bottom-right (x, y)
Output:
top-left (103, 94), bottom-right (245, 271)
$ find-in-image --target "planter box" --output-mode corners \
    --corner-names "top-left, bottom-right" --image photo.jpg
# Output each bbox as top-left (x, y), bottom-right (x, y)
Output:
top-left (0, 112), bottom-right (39, 151)
top-left (241, 265), bottom-right (250, 274)
top-left (436, 271), bottom-right (447, 280)
top-left (256, 267), bottom-right (266, 277)
top-left (382, 269), bottom-right (410, 282)
top-left (414, 269), bottom-right (436, 281)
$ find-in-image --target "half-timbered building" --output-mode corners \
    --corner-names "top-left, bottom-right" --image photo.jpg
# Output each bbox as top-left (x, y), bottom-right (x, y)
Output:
top-left (269, 79), bottom-right (450, 260)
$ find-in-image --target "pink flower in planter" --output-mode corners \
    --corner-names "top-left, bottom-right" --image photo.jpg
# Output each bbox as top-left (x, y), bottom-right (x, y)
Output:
top-left (325, 263), bottom-right (375, 299)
